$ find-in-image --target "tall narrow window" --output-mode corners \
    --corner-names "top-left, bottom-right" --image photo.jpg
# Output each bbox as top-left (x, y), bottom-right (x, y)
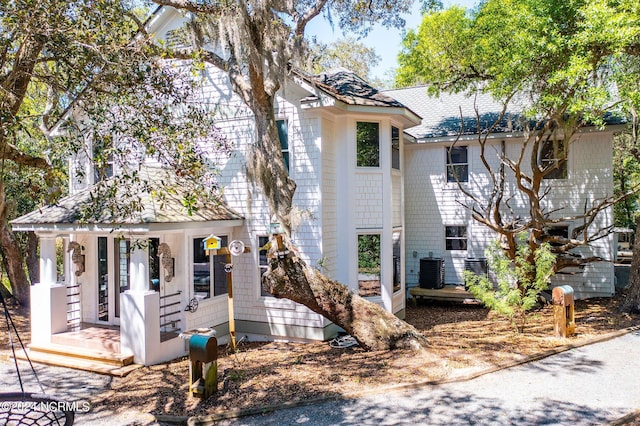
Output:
top-left (97, 237), bottom-right (108, 322)
top-left (357, 122), bottom-right (380, 167)
top-left (445, 226), bottom-right (468, 250)
top-left (447, 146), bottom-right (468, 182)
top-left (392, 231), bottom-right (402, 292)
top-left (149, 238), bottom-right (160, 292)
top-left (114, 238), bottom-right (130, 318)
top-left (277, 120), bottom-right (289, 173)
top-left (259, 236), bottom-right (272, 296)
top-left (539, 138), bottom-right (567, 179)
top-left (212, 236), bottom-right (229, 297)
top-left (358, 234), bottom-right (381, 297)
top-left (193, 237), bottom-right (211, 299)
top-left (391, 126), bottom-right (400, 170)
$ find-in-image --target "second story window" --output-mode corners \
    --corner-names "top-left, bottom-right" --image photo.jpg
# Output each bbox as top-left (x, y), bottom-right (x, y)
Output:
top-left (447, 146), bottom-right (468, 183)
top-left (277, 120), bottom-right (289, 173)
top-left (93, 137), bottom-right (114, 183)
top-left (539, 138), bottom-right (567, 179)
top-left (357, 122), bottom-right (380, 167)
top-left (392, 126), bottom-right (400, 170)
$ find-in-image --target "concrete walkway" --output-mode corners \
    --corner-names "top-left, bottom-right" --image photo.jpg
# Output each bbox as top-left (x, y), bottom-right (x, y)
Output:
top-left (211, 330), bottom-right (640, 426)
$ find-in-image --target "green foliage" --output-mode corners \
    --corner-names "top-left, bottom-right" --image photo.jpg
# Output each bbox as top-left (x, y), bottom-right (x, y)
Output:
top-left (307, 37), bottom-right (381, 81)
top-left (613, 131), bottom-right (640, 230)
top-left (465, 236), bottom-right (556, 332)
top-left (396, 0), bottom-right (640, 121)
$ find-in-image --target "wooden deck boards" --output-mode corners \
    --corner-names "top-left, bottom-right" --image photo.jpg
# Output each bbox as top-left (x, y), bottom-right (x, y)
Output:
top-left (409, 285), bottom-right (480, 304)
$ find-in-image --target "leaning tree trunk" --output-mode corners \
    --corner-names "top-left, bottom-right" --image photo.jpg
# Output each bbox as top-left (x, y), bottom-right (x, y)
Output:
top-left (262, 236), bottom-right (428, 351)
top-left (25, 231), bottom-right (39, 285)
top-left (621, 215), bottom-right (640, 313)
top-left (0, 188), bottom-right (30, 306)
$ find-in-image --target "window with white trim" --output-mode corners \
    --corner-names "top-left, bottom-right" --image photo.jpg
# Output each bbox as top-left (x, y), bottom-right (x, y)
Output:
top-left (445, 226), bottom-right (467, 250)
top-left (539, 138), bottom-right (567, 179)
top-left (192, 235), bottom-right (228, 299)
top-left (258, 236), bottom-right (272, 297)
top-left (447, 146), bottom-right (468, 183)
top-left (357, 122), bottom-right (380, 167)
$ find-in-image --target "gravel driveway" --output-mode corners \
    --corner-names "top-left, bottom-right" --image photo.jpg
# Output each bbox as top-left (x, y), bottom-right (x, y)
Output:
top-left (209, 329), bottom-right (640, 426)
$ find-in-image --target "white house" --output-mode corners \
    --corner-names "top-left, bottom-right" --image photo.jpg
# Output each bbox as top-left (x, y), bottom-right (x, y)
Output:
top-left (11, 6), bottom-right (421, 368)
top-left (11, 7), bottom-right (620, 369)
top-left (387, 86), bottom-right (621, 300)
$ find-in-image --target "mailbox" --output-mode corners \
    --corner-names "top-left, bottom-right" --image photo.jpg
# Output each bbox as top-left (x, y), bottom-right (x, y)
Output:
top-left (188, 334), bottom-right (218, 398)
top-left (552, 285), bottom-right (576, 338)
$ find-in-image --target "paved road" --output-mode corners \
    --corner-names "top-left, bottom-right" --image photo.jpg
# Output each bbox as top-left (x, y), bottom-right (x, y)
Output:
top-left (212, 330), bottom-right (640, 426)
top-left (1, 330), bottom-right (639, 425)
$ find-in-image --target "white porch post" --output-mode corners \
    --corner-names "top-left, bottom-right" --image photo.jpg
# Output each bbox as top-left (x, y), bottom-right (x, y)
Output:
top-left (120, 238), bottom-right (161, 365)
top-left (31, 235), bottom-right (67, 345)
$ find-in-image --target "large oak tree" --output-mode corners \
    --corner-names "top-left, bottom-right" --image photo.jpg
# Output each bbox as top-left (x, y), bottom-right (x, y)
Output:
top-left (1, 0), bottom-right (226, 305)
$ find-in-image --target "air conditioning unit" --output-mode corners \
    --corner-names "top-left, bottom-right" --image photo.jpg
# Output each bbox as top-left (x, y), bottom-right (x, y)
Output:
top-left (419, 258), bottom-right (445, 289)
top-left (464, 258), bottom-right (489, 289)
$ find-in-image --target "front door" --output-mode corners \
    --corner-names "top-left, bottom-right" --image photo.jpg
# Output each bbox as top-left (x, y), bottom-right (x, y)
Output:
top-left (97, 237), bottom-right (130, 324)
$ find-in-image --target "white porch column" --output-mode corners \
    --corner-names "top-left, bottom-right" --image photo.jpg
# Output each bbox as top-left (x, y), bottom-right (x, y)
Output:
top-left (129, 240), bottom-right (148, 292)
top-left (31, 235), bottom-right (67, 345)
top-left (120, 291), bottom-right (160, 365)
top-left (121, 238), bottom-right (160, 365)
top-left (39, 235), bottom-right (57, 285)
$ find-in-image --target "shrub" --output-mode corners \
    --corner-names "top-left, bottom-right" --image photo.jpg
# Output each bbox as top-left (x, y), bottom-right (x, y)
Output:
top-left (464, 235), bottom-right (556, 332)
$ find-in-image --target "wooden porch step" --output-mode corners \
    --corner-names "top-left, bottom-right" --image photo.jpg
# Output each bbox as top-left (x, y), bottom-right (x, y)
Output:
top-left (15, 348), bottom-right (141, 377)
top-left (51, 329), bottom-right (120, 353)
top-left (409, 285), bottom-right (480, 304)
top-left (27, 342), bottom-right (133, 366)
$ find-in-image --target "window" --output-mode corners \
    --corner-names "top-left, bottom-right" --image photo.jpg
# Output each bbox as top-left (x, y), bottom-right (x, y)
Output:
top-left (447, 146), bottom-right (468, 183)
top-left (93, 137), bottom-right (114, 183)
top-left (193, 235), bottom-right (228, 299)
top-left (114, 238), bottom-right (130, 318)
top-left (258, 236), bottom-right (271, 297)
top-left (392, 126), bottom-right (400, 170)
top-left (545, 225), bottom-right (569, 247)
top-left (277, 120), bottom-right (289, 173)
top-left (445, 226), bottom-right (467, 250)
top-left (149, 238), bottom-right (160, 292)
top-left (358, 234), bottom-right (381, 297)
top-left (357, 122), bottom-right (380, 167)
top-left (97, 237), bottom-right (108, 322)
top-left (392, 231), bottom-right (402, 293)
top-left (539, 138), bottom-right (567, 179)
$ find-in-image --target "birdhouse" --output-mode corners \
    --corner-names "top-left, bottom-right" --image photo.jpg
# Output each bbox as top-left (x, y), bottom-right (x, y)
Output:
top-left (203, 235), bottom-right (222, 251)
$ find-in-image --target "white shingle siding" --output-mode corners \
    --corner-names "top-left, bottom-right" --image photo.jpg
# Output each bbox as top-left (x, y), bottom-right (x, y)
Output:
top-left (404, 132), bottom-right (615, 298)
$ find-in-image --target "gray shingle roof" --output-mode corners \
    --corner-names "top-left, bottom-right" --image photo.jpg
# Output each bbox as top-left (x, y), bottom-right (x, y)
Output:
top-left (295, 68), bottom-right (418, 112)
top-left (11, 167), bottom-right (243, 228)
top-left (384, 86), bottom-right (527, 140)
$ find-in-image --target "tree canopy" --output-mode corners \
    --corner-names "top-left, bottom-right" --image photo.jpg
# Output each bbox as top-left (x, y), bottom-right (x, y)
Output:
top-left (0, 0), bottom-right (228, 303)
top-left (397, 0), bottom-right (640, 122)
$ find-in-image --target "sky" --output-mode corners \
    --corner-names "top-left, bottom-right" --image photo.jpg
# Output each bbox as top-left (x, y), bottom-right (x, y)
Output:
top-left (306, 0), bottom-right (478, 82)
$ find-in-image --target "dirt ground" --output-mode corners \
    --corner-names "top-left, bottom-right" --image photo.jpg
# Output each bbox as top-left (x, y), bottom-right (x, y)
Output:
top-left (1, 291), bottom-right (639, 420)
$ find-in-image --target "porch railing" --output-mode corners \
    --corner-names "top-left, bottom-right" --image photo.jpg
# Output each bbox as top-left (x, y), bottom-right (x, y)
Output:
top-left (159, 291), bottom-right (182, 342)
top-left (66, 283), bottom-right (81, 331)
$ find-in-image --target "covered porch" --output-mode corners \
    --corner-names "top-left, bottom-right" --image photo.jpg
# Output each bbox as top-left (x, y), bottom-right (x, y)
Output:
top-left (11, 169), bottom-right (245, 367)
